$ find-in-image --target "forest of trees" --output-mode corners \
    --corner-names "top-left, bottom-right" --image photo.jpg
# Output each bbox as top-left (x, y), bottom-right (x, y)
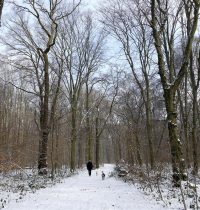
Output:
top-left (0, 0), bottom-right (200, 188)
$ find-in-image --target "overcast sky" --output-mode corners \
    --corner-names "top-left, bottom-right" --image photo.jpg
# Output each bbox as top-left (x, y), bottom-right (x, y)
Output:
top-left (83, 0), bottom-right (100, 10)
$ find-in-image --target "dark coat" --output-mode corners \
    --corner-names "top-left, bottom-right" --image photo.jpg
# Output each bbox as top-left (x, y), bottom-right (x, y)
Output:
top-left (86, 161), bottom-right (93, 171)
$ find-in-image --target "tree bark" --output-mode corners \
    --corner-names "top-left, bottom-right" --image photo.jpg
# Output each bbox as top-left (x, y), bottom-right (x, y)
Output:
top-left (70, 100), bottom-right (77, 172)
top-left (177, 87), bottom-right (190, 168)
top-left (38, 131), bottom-right (49, 175)
top-left (135, 132), bottom-right (142, 166)
top-left (145, 99), bottom-right (154, 168)
top-left (164, 89), bottom-right (184, 182)
top-left (95, 108), bottom-right (100, 168)
top-left (38, 53), bottom-right (49, 175)
top-left (190, 53), bottom-right (199, 175)
top-left (150, 0), bottom-right (199, 185)
top-left (86, 82), bottom-right (92, 161)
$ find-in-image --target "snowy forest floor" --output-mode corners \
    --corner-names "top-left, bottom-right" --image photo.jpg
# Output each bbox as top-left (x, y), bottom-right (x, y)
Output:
top-left (0, 164), bottom-right (173, 210)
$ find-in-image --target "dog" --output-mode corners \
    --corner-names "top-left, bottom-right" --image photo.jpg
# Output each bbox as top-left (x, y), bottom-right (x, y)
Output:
top-left (101, 171), bottom-right (105, 180)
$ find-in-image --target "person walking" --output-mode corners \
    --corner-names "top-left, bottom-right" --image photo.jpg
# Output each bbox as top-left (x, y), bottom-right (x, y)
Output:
top-left (86, 160), bottom-right (93, 176)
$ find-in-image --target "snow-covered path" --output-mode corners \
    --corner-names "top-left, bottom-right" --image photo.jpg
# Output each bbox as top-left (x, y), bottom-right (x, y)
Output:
top-left (4, 164), bottom-right (169, 210)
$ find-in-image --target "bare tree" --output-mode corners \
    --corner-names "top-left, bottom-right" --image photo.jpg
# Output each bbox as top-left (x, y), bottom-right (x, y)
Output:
top-left (56, 11), bottom-right (105, 171)
top-left (148, 0), bottom-right (200, 185)
top-left (94, 70), bottom-right (118, 168)
top-left (189, 40), bottom-right (200, 175)
top-left (82, 16), bottom-right (106, 162)
top-left (101, 0), bottom-right (155, 168)
top-left (112, 73), bottom-right (144, 166)
top-left (2, 0), bottom-right (81, 174)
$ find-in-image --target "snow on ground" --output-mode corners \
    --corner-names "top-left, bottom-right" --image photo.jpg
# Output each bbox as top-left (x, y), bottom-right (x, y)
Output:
top-left (3, 164), bottom-right (170, 210)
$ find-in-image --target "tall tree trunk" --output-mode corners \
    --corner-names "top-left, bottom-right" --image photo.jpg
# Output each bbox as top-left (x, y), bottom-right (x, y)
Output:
top-left (191, 90), bottom-right (198, 174)
top-left (135, 131), bottom-right (142, 166)
top-left (184, 72), bottom-right (190, 169)
top-left (38, 53), bottom-right (49, 175)
top-left (50, 124), bottom-right (55, 180)
top-left (86, 83), bottom-right (92, 161)
top-left (38, 131), bottom-right (49, 175)
top-left (190, 53), bottom-right (199, 175)
top-left (55, 124), bottom-right (59, 172)
top-left (95, 109), bottom-right (100, 168)
top-left (78, 137), bottom-right (83, 168)
top-left (145, 100), bottom-right (154, 169)
top-left (150, 0), bottom-right (199, 185)
top-left (142, 42), bottom-right (154, 169)
top-left (177, 87), bottom-right (190, 169)
top-left (70, 100), bottom-right (77, 172)
top-left (164, 89), bottom-right (185, 185)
